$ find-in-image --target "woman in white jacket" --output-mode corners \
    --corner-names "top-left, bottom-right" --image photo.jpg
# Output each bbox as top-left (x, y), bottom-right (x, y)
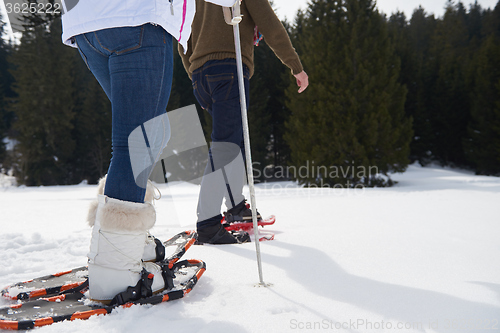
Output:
top-left (60, 0), bottom-right (195, 304)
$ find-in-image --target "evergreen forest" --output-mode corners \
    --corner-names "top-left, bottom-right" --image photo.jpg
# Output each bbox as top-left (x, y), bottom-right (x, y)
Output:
top-left (1, 0), bottom-right (499, 187)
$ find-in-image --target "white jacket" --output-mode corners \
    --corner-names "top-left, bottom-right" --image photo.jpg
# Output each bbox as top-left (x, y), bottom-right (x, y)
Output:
top-left (61, 0), bottom-right (196, 52)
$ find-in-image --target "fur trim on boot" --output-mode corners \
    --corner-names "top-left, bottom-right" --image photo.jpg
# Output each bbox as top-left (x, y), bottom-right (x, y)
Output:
top-left (87, 175), bottom-right (160, 227)
top-left (97, 196), bottom-right (155, 232)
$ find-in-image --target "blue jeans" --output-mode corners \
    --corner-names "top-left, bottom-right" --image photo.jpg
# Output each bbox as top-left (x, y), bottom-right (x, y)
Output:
top-left (192, 59), bottom-right (250, 228)
top-left (75, 24), bottom-right (173, 203)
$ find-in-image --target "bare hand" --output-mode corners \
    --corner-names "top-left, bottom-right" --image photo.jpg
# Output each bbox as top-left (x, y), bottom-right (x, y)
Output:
top-left (294, 71), bottom-right (309, 93)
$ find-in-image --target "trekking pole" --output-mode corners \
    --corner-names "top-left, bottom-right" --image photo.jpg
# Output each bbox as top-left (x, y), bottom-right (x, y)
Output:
top-left (223, 1), bottom-right (266, 286)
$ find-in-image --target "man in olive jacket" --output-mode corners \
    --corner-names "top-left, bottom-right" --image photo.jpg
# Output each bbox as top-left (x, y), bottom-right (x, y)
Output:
top-left (179, 0), bottom-right (309, 244)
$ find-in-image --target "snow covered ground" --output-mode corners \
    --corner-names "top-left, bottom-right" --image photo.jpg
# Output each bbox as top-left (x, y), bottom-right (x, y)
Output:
top-left (0, 163), bottom-right (499, 332)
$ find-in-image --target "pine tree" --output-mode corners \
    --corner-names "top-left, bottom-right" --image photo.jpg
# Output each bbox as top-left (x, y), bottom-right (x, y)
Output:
top-left (466, 1), bottom-right (484, 45)
top-left (399, 7), bottom-right (437, 165)
top-left (71, 58), bottom-right (112, 183)
top-left (428, 1), bottom-right (473, 166)
top-left (465, 34), bottom-right (500, 175)
top-left (483, 0), bottom-right (500, 37)
top-left (247, 47), bottom-right (271, 180)
top-left (250, 37), bottom-right (295, 181)
top-left (285, 0), bottom-right (412, 187)
top-left (0, 15), bottom-right (15, 167)
top-left (10, 16), bottom-right (77, 185)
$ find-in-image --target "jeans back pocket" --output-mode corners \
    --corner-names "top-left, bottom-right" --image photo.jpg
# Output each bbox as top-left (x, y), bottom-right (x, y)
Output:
top-left (206, 73), bottom-right (235, 103)
top-left (93, 26), bottom-right (144, 55)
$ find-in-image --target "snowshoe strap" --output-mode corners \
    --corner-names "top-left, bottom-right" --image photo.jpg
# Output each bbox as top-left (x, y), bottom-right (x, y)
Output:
top-left (154, 237), bottom-right (166, 261)
top-left (161, 262), bottom-right (176, 290)
top-left (231, 230), bottom-right (251, 243)
top-left (109, 268), bottom-right (154, 306)
top-left (206, 225), bottom-right (232, 243)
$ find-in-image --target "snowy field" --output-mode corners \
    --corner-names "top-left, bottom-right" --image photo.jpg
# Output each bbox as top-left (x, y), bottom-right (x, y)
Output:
top-left (0, 164), bottom-right (499, 332)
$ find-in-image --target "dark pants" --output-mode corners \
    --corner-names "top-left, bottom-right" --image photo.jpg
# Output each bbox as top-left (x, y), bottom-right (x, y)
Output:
top-left (192, 59), bottom-right (250, 228)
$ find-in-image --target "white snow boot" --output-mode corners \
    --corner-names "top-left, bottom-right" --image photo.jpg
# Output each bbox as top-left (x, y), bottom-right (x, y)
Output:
top-left (87, 195), bottom-right (166, 304)
top-left (87, 175), bottom-right (165, 262)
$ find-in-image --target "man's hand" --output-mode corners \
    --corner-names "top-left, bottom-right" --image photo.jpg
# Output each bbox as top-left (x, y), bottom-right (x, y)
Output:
top-left (294, 71), bottom-right (309, 93)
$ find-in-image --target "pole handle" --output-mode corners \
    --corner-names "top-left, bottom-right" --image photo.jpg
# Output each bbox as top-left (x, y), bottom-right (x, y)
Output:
top-left (223, 2), bottom-right (242, 25)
